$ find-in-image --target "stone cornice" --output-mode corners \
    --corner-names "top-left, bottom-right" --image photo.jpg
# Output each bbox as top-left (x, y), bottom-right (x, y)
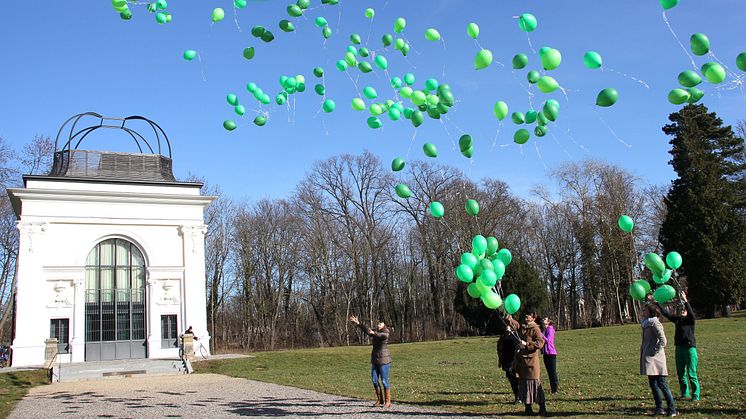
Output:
top-left (7, 188), bottom-right (216, 207)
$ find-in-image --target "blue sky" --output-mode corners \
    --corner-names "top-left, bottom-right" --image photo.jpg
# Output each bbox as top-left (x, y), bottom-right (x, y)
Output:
top-left (1, 1), bottom-right (744, 201)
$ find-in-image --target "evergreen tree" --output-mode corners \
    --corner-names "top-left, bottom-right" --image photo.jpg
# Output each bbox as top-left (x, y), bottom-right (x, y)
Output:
top-left (659, 104), bottom-right (746, 317)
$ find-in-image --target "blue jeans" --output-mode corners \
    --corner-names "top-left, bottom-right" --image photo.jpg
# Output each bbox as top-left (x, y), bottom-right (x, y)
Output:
top-left (648, 375), bottom-right (676, 414)
top-left (371, 363), bottom-right (390, 389)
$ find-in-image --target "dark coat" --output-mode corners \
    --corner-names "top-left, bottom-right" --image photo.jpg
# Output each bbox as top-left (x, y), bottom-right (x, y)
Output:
top-left (507, 317), bottom-right (545, 380)
top-left (359, 324), bottom-right (391, 365)
top-left (497, 335), bottom-right (518, 372)
top-left (659, 301), bottom-right (696, 348)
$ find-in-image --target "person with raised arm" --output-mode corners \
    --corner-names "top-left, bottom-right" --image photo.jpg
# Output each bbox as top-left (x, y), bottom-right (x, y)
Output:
top-left (349, 315), bottom-right (392, 408)
top-left (657, 290), bottom-right (700, 401)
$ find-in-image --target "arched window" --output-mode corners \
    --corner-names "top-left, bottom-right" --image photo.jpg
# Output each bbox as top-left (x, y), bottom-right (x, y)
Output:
top-left (84, 238), bottom-right (147, 360)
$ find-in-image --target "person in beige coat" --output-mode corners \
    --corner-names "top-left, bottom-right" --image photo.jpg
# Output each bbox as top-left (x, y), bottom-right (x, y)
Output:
top-left (641, 304), bottom-right (677, 417)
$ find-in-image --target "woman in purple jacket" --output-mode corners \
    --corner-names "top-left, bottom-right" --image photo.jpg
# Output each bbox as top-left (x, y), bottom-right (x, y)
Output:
top-left (542, 317), bottom-right (559, 394)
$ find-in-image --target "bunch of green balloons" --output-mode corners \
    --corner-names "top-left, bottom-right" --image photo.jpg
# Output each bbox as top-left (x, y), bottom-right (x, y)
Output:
top-left (667, 32), bottom-right (733, 105)
top-left (251, 26), bottom-right (276, 43)
top-left (456, 234), bottom-right (515, 311)
top-left (113, 0), bottom-right (172, 22)
top-left (631, 250), bottom-right (683, 303)
top-left (497, 98), bottom-right (560, 144)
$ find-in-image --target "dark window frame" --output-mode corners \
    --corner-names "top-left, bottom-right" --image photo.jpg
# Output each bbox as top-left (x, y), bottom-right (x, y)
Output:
top-left (50, 318), bottom-right (70, 354)
top-left (160, 314), bottom-right (178, 348)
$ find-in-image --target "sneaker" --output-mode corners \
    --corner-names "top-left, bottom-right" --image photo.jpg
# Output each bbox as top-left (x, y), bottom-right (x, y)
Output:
top-left (651, 409), bottom-right (666, 416)
top-left (669, 412), bottom-right (678, 417)
top-left (514, 398), bottom-right (523, 404)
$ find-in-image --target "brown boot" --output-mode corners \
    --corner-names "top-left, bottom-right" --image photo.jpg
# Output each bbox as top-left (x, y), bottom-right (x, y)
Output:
top-left (374, 387), bottom-right (383, 407)
top-left (384, 388), bottom-right (392, 408)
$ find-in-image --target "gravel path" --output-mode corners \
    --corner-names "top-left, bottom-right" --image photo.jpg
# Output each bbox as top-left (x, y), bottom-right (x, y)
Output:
top-left (10, 373), bottom-right (490, 418)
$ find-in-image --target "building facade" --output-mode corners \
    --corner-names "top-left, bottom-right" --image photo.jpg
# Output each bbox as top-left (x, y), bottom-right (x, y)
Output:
top-left (7, 113), bottom-right (215, 366)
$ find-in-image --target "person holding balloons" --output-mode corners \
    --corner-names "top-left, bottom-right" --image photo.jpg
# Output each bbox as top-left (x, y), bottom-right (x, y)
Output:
top-left (505, 311), bottom-right (547, 416)
top-left (640, 304), bottom-right (677, 417)
top-left (657, 291), bottom-right (700, 401)
top-left (349, 315), bottom-right (392, 408)
top-left (497, 328), bottom-right (521, 404)
top-left (541, 317), bottom-right (559, 394)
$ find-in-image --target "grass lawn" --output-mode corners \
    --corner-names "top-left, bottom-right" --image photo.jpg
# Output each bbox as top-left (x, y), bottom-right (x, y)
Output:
top-left (0, 370), bottom-right (48, 419)
top-left (198, 313), bottom-right (746, 418)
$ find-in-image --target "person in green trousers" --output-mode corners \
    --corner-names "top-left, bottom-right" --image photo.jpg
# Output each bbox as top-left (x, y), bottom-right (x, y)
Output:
top-left (658, 290), bottom-right (700, 401)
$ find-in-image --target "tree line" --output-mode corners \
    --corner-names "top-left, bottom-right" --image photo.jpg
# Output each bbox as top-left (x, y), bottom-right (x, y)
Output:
top-left (1, 105), bottom-right (744, 352)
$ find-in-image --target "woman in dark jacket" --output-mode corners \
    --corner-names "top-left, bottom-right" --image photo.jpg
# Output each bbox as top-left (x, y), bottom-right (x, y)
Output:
top-left (657, 291), bottom-right (699, 401)
top-left (506, 311), bottom-right (547, 416)
top-left (497, 329), bottom-right (521, 404)
top-left (350, 315), bottom-right (392, 407)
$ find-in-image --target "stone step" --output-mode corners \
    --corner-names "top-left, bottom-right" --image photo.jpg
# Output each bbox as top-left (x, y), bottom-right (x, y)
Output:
top-left (51, 358), bottom-right (187, 383)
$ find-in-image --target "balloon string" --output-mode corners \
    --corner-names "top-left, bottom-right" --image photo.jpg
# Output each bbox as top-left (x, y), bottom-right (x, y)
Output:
top-left (491, 122), bottom-right (503, 151)
top-left (548, 130), bottom-right (573, 159)
top-left (595, 111), bottom-right (632, 148)
top-left (364, 15), bottom-right (374, 47)
top-left (197, 54), bottom-right (207, 82)
top-left (524, 32), bottom-right (537, 56)
top-left (707, 51), bottom-right (746, 94)
top-left (405, 129), bottom-right (417, 160)
top-left (534, 141), bottom-right (549, 171)
top-left (510, 70), bottom-right (535, 110)
top-left (559, 121), bottom-right (590, 153)
top-left (233, 7), bottom-right (242, 32)
top-left (661, 11), bottom-right (698, 71)
top-left (438, 118), bottom-right (459, 154)
top-left (604, 67), bottom-right (650, 89)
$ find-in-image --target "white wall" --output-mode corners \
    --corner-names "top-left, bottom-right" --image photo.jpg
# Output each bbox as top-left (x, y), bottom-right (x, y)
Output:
top-left (8, 178), bottom-right (214, 367)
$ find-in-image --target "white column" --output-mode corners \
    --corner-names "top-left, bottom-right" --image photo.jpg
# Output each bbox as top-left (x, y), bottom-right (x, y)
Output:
top-left (179, 225), bottom-right (210, 355)
top-left (11, 221), bottom-right (48, 367)
top-left (71, 276), bottom-right (85, 363)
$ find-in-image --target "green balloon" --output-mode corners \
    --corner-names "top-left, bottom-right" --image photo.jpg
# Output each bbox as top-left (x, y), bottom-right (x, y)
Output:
top-left (253, 115), bottom-right (267, 126)
top-left (701, 62), bottom-right (726, 84)
top-left (279, 19), bottom-right (295, 32)
top-left (395, 183), bottom-right (412, 198)
top-left (227, 93), bottom-right (238, 106)
top-left (411, 110), bottom-right (424, 127)
top-left (223, 120), bottom-right (236, 131)
top-left (492, 259), bottom-right (506, 280)
top-left (467, 283), bottom-right (482, 298)
top-left (234, 0), bottom-right (247, 8)
top-left (156, 12), bottom-right (168, 24)
top-left (596, 88), bottom-right (619, 107)
top-left (467, 22), bottom-right (479, 39)
top-left (543, 102), bottom-right (559, 121)
top-left (243, 47), bottom-right (255, 60)
top-left (475, 280), bottom-right (490, 297)
top-left (362, 86), bottom-right (377, 99)
top-left (547, 99), bottom-right (560, 110)
top-left (119, 10), bottom-right (132, 20)
top-left (512, 53), bottom-right (528, 69)
top-left (350, 33), bottom-right (362, 45)
top-left (382, 34), bottom-right (393, 47)
top-left (629, 282), bottom-right (646, 301)
top-left (260, 30), bottom-right (275, 43)
top-left (465, 199), bottom-right (479, 216)
top-left (211, 7), bottom-right (225, 22)
top-left (538, 112), bottom-right (550, 127)
top-left (537, 76), bottom-right (559, 93)
top-left (313, 67), bottom-right (324, 78)
top-left (618, 215), bottom-right (634, 233)
top-left (367, 116), bottom-right (382, 129)
top-left (296, 0), bottom-right (310, 9)
top-left (404, 73), bottom-right (416, 85)
top-left (391, 157), bottom-right (406, 172)
top-left (523, 110), bottom-right (537, 124)
top-left (287, 4), bottom-right (303, 17)
top-left (478, 270), bottom-right (497, 288)
top-left (345, 52), bottom-right (357, 67)
top-left (737, 52), bottom-right (746, 72)
top-left (496, 248), bottom-right (512, 267)
top-left (686, 88), bottom-right (704, 103)
top-left (456, 264), bottom-right (474, 283)
top-left (394, 17), bottom-right (406, 33)
top-left (660, 0), bottom-right (678, 9)
top-left (425, 28), bottom-right (441, 41)
top-left (322, 99), bottom-right (335, 113)
top-left (644, 253), bottom-right (666, 276)
top-left (534, 126), bottom-right (548, 137)
top-left (425, 78), bottom-right (439, 91)
top-left (370, 104), bottom-right (383, 115)
top-left (494, 101), bottom-right (509, 120)
top-left (183, 50), bottom-right (197, 61)
top-left (374, 55), bottom-right (388, 70)
top-left (541, 48), bottom-right (562, 71)
top-left (429, 201), bottom-right (445, 218)
top-left (518, 13), bottom-right (537, 32)
top-left (583, 51), bottom-right (603, 69)
top-left (357, 62), bottom-right (373, 73)
top-left (275, 94), bottom-right (287, 105)
top-left (475, 49), bottom-right (493, 70)
top-left (527, 70), bottom-right (540, 84)
top-left (423, 143), bottom-right (438, 157)
top-left (314, 16), bottom-right (327, 27)
top-left (322, 26), bottom-right (332, 39)
top-left (336, 60), bottom-right (348, 71)
top-left (504, 294), bottom-right (521, 315)
top-left (481, 291), bottom-right (502, 309)
top-left (314, 84), bottom-right (325, 95)
top-left (511, 112), bottom-right (525, 125)
top-left (514, 129), bottom-right (530, 144)
top-left (636, 279), bottom-right (652, 295)
top-left (665, 251), bottom-right (682, 270)
top-left (461, 252), bottom-right (479, 269)
top-left (690, 33), bottom-right (710, 56)
top-left (653, 269), bottom-right (672, 285)
top-left (234, 105), bottom-right (245, 116)
top-left (472, 235), bottom-right (487, 255)
top-left (668, 88), bottom-right (691, 105)
top-left (461, 147), bottom-right (473, 158)
top-left (365, 8), bottom-right (375, 18)
top-left (251, 26), bottom-right (266, 37)
top-left (653, 285), bottom-right (677, 303)
top-left (359, 47), bottom-right (370, 57)
top-left (678, 70), bottom-right (702, 87)
top-left (351, 98), bottom-right (366, 111)
top-left (411, 90), bottom-right (427, 106)
top-left (388, 108), bottom-right (401, 121)
top-left (459, 135), bottom-right (473, 152)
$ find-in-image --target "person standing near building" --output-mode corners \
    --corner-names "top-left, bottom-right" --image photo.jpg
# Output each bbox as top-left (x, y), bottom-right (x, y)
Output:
top-left (657, 291), bottom-right (700, 401)
top-left (641, 304), bottom-right (677, 417)
top-left (541, 317), bottom-right (559, 394)
top-left (497, 328), bottom-right (521, 404)
top-left (350, 315), bottom-right (392, 408)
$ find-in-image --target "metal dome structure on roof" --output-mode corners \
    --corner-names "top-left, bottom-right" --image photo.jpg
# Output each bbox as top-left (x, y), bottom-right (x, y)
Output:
top-left (48, 112), bottom-right (176, 182)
